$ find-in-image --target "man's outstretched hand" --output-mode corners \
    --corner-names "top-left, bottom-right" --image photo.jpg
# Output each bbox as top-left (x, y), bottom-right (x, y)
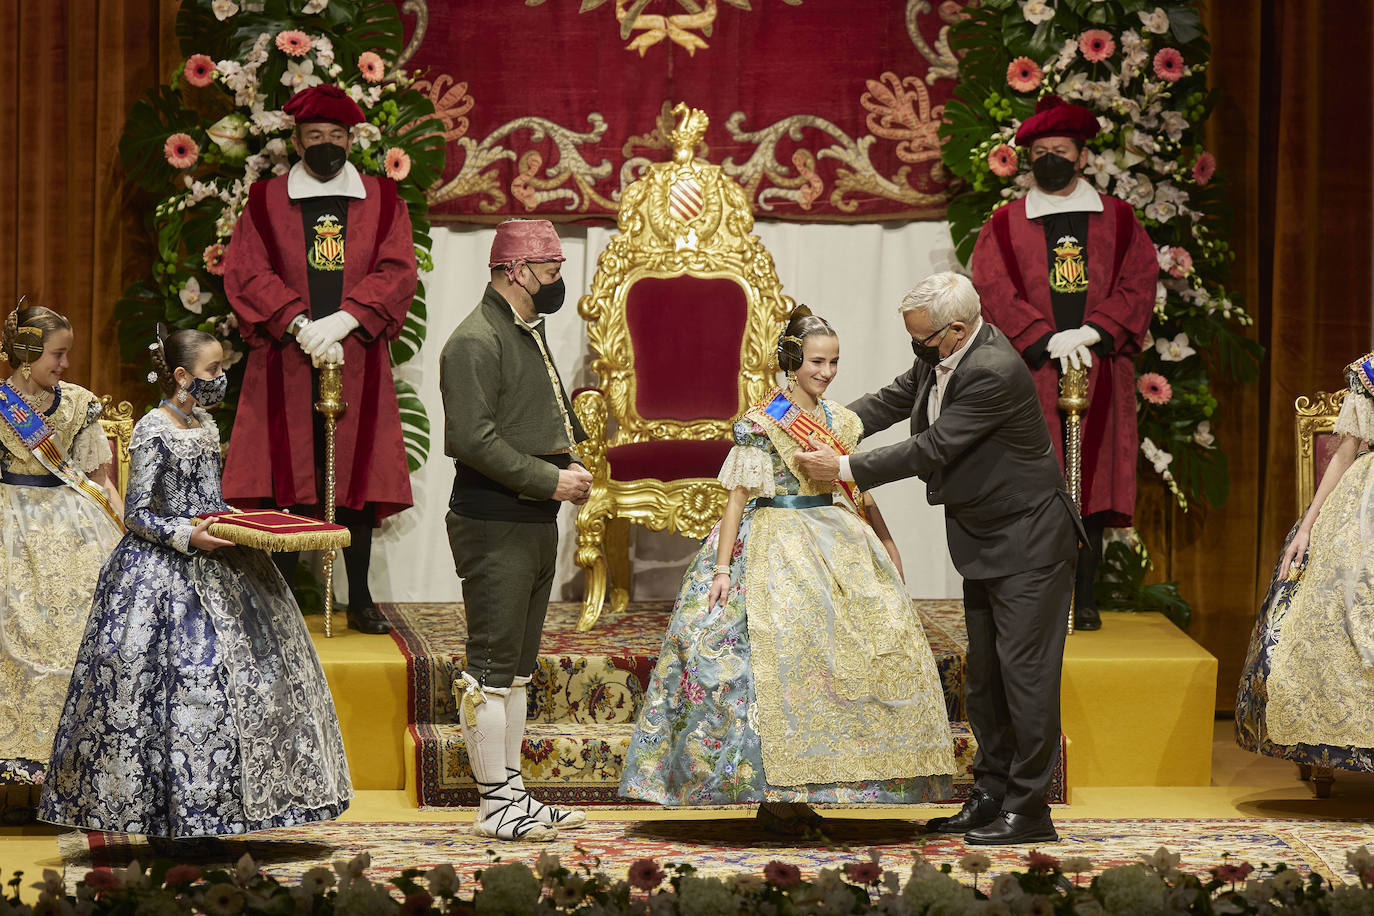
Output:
top-left (794, 437), bottom-right (840, 482)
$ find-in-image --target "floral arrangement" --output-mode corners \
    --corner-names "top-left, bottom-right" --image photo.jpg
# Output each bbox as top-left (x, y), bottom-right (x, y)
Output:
top-left (938, 0), bottom-right (1262, 518)
top-left (114, 0), bottom-right (444, 469)
top-left (7, 845), bottom-right (1374, 915)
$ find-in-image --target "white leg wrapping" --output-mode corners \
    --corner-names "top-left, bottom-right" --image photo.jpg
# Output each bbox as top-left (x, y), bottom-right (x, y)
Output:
top-left (504, 676), bottom-right (586, 829)
top-left (458, 673), bottom-right (556, 842)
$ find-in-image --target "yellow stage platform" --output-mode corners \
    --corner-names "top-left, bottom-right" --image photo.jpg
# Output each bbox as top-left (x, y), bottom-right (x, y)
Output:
top-left (308, 616), bottom-right (409, 791)
top-left (310, 608), bottom-right (1217, 802)
top-left (1062, 611), bottom-right (1217, 787)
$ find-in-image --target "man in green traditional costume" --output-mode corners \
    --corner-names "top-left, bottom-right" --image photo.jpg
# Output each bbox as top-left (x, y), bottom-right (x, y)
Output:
top-left (439, 219), bottom-right (593, 842)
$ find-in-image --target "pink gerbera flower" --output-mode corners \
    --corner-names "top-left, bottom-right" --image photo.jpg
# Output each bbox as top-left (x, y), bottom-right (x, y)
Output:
top-left (627, 859), bottom-right (665, 891)
top-left (384, 147), bottom-right (411, 181)
top-left (1078, 30), bottom-right (1115, 63)
top-left (1006, 57), bottom-right (1044, 93)
top-left (163, 133), bottom-right (199, 169)
top-left (763, 861), bottom-right (802, 888)
top-left (163, 865), bottom-right (202, 886)
top-left (844, 862), bottom-right (883, 885)
top-left (1192, 150), bottom-right (1217, 186)
top-left (275, 29), bottom-right (311, 57)
top-left (183, 54), bottom-right (217, 88)
top-left (82, 871), bottom-right (121, 892)
top-left (203, 243), bottom-right (228, 276)
top-left (1026, 851), bottom-right (1061, 872)
top-left (1153, 47), bottom-right (1185, 82)
top-left (1138, 372), bottom-right (1173, 405)
top-left (988, 144), bottom-right (1019, 178)
top-left (1168, 246), bottom-right (1193, 278)
top-left (358, 51), bottom-right (385, 84)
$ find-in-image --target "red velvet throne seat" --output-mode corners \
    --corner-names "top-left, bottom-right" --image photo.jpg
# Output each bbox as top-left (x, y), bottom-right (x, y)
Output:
top-left (572, 104), bottom-right (793, 631)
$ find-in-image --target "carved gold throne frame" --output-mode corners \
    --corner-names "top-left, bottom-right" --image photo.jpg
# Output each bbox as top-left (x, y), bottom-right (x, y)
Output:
top-left (99, 395), bottom-right (134, 500)
top-left (572, 103), bottom-right (794, 631)
top-left (1291, 385), bottom-right (1348, 798)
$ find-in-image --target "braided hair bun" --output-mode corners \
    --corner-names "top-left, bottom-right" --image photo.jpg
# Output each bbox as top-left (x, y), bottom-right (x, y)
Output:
top-left (776, 304), bottom-right (836, 373)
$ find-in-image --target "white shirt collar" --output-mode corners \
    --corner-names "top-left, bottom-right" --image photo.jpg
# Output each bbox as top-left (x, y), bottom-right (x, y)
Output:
top-left (510, 303), bottom-right (543, 331)
top-left (287, 161), bottom-right (367, 200)
top-left (939, 316), bottom-right (983, 374)
top-left (1024, 178), bottom-right (1104, 219)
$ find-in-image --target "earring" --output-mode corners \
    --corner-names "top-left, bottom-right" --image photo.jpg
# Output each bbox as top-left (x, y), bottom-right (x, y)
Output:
top-left (20, 364), bottom-right (30, 380)
top-left (785, 371), bottom-right (796, 391)
top-left (177, 387), bottom-right (187, 405)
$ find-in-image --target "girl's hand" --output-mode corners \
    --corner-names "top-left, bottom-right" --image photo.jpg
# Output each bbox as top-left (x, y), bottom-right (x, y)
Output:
top-left (883, 541), bottom-right (905, 585)
top-left (1279, 527), bottom-right (1310, 579)
top-left (190, 518), bottom-right (235, 552)
top-left (707, 572), bottom-right (731, 609)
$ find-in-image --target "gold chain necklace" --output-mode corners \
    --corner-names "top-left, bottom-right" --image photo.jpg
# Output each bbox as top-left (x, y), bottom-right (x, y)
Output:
top-left (15, 384), bottom-right (53, 412)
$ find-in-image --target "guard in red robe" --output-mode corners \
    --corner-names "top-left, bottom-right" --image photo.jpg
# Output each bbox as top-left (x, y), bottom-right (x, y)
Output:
top-left (223, 84), bottom-right (417, 634)
top-left (970, 96), bottom-right (1157, 630)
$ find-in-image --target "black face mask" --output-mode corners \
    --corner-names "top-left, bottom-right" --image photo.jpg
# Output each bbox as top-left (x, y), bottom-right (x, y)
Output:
top-left (911, 325), bottom-right (949, 367)
top-left (303, 142), bottom-right (348, 179)
top-left (1031, 152), bottom-right (1078, 192)
top-left (525, 271), bottom-right (567, 315)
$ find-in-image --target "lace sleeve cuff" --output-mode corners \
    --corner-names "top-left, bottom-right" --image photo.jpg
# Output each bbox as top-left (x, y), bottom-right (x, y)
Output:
top-left (718, 445), bottom-right (775, 499)
top-left (171, 521), bottom-right (196, 556)
top-left (70, 419), bottom-right (113, 475)
top-left (1334, 392), bottom-right (1374, 443)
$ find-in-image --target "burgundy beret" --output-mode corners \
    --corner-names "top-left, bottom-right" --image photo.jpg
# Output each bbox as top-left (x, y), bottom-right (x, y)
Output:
top-left (1015, 95), bottom-right (1099, 146)
top-left (283, 85), bottom-right (366, 127)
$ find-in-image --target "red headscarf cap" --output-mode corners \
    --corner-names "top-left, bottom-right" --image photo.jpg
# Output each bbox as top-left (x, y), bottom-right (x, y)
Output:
top-left (489, 219), bottom-right (566, 281)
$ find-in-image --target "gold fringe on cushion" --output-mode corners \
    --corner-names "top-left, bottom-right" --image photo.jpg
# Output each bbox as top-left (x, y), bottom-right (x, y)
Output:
top-left (206, 522), bottom-right (351, 552)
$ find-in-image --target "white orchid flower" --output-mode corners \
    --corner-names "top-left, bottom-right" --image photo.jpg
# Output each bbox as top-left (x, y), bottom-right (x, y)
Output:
top-left (178, 277), bottom-right (212, 315)
top-left (1155, 332), bottom-right (1197, 362)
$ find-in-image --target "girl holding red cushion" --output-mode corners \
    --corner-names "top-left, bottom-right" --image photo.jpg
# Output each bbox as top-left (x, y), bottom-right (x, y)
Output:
top-left (39, 329), bottom-right (351, 844)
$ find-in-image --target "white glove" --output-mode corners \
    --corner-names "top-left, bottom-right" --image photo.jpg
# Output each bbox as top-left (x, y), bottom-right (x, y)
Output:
top-left (296, 311), bottom-right (360, 358)
top-left (311, 342), bottom-right (345, 369)
top-left (1047, 325), bottom-right (1101, 373)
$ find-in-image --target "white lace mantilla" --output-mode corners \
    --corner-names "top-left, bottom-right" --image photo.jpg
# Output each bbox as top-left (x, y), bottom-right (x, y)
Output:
top-left (718, 446), bottom-right (776, 499)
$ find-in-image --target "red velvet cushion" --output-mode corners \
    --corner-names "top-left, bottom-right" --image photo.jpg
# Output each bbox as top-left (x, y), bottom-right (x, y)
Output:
top-left (607, 440), bottom-right (733, 482)
top-left (625, 276), bottom-right (747, 420)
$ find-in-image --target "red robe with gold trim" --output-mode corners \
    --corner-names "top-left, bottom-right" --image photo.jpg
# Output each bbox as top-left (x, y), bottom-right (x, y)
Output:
top-left (970, 192), bottom-right (1156, 525)
top-left (222, 172), bottom-right (416, 521)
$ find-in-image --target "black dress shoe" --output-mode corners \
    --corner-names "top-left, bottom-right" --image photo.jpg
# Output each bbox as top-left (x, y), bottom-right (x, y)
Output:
top-left (923, 787), bottom-right (1003, 833)
top-left (1074, 604), bottom-right (1102, 631)
top-left (964, 810), bottom-right (1058, 846)
top-left (346, 605), bottom-right (392, 635)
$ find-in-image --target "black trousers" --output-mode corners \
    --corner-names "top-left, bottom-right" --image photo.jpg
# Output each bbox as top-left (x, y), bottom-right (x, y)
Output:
top-left (962, 558), bottom-right (1073, 815)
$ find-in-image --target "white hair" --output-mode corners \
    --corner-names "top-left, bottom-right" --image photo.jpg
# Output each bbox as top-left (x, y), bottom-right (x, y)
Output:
top-left (897, 272), bottom-right (982, 326)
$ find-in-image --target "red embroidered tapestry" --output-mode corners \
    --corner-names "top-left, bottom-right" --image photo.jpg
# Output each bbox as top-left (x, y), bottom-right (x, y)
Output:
top-left (397, 1), bottom-right (965, 223)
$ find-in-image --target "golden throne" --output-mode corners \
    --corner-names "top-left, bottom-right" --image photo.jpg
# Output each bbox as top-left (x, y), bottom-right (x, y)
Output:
top-left (99, 395), bottom-right (135, 500)
top-left (572, 103), bottom-right (793, 631)
top-left (1291, 386), bottom-right (1348, 798)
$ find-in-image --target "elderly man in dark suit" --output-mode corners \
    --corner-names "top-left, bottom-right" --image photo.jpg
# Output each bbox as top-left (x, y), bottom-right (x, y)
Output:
top-left (795, 271), bottom-right (1082, 845)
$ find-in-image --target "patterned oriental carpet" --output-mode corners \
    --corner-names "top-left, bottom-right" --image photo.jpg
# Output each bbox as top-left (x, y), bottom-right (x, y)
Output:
top-left (60, 818), bottom-right (1374, 888)
top-left (384, 601), bottom-right (1068, 808)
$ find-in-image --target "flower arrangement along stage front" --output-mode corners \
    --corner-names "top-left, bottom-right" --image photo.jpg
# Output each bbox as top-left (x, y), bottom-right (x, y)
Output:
top-left (10, 846), bottom-right (1374, 915)
top-left (114, 0), bottom-right (443, 471)
top-left (939, 0), bottom-right (1263, 619)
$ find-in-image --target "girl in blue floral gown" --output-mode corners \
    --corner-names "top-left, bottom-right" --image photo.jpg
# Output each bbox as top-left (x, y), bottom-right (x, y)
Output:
top-left (39, 330), bottom-right (352, 839)
top-left (619, 310), bottom-right (956, 831)
top-left (1236, 353), bottom-right (1374, 774)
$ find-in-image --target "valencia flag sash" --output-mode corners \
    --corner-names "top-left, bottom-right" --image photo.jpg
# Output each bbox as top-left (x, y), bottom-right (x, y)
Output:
top-left (755, 390), bottom-right (866, 519)
top-left (0, 382), bottom-right (124, 531)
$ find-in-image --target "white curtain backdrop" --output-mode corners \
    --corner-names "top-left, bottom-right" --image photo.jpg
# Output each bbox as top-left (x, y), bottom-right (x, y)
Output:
top-left (365, 221), bottom-right (965, 603)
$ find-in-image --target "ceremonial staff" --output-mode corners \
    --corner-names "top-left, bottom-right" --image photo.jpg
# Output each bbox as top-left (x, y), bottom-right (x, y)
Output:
top-left (1058, 365), bottom-right (1089, 636)
top-left (316, 359), bottom-right (346, 637)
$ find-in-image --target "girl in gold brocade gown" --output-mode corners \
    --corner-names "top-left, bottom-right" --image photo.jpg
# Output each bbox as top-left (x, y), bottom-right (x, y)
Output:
top-left (619, 309), bottom-right (956, 833)
top-left (0, 304), bottom-right (123, 823)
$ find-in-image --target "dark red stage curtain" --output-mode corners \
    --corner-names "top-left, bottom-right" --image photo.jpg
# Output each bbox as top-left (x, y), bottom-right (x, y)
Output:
top-left (1136, 0), bottom-right (1374, 711)
top-left (398, 1), bottom-right (962, 223)
top-left (0, 0), bottom-right (180, 406)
